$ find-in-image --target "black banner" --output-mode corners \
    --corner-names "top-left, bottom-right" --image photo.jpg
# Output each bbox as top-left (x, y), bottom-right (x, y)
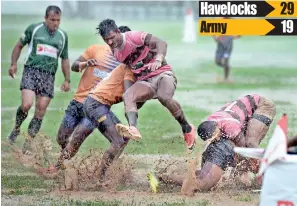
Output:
top-left (267, 19), bottom-right (297, 35)
top-left (199, 1), bottom-right (275, 17)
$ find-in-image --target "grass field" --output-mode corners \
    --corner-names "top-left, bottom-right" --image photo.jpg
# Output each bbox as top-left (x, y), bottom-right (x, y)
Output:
top-left (1, 14), bottom-right (297, 206)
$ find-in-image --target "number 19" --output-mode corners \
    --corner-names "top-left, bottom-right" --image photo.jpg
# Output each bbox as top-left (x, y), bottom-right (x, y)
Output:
top-left (281, 20), bottom-right (294, 33)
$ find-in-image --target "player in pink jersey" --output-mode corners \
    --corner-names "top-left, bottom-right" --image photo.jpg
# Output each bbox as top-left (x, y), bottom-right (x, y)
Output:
top-left (157, 94), bottom-right (276, 194)
top-left (96, 19), bottom-right (196, 153)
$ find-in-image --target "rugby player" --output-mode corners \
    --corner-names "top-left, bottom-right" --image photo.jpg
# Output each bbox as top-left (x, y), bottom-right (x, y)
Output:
top-left (43, 27), bottom-right (133, 180)
top-left (213, 17), bottom-right (240, 82)
top-left (7, 6), bottom-right (70, 154)
top-left (97, 19), bottom-right (196, 152)
top-left (159, 94), bottom-right (276, 194)
top-left (56, 26), bottom-right (131, 150)
top-left (44, 63), bottom-right (135, 180)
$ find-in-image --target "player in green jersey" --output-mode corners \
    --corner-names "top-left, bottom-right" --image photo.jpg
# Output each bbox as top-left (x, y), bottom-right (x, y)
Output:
top-left (7, 5), bottom-right (70, 154)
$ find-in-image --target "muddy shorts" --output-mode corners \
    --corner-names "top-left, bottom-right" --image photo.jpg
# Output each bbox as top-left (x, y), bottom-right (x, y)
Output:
top-left (138, 71), bottom-right (177, 99)
top-left (254, 96), bottom-right (276, 123)
top-left (61, 99), bottom-right (94, 130)
top-left (215, 37), bottom-right (233, 60)
top-left (20, 66), bottom-right (55, 98)
top-left (83, 96), bottom-right (121, 134)
top-left (202, 138), bottom-right (235, 171)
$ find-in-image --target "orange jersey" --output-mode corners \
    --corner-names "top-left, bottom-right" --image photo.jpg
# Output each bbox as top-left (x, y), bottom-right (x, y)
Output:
top-left (89, 64), bottom-right (135, 106)
top-left (73, 44), bottom-right (121, 103)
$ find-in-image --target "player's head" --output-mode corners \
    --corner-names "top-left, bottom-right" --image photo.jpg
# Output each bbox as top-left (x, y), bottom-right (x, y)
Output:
top-left (197, 121), bottom-right (218, 141)
top-left (118, 26), bottom-right (131, 33)
top-left (97, 19), bottom-right (123, 49)
top-left (44, 5), bottom-right (61, 32)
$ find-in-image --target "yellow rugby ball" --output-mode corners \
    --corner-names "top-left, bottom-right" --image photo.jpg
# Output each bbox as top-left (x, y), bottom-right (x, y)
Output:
top-left (147, 172), bottom-right (159, 193)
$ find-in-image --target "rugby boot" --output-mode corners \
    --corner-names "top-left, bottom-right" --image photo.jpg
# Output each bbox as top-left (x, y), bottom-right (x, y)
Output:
top-left (116, 124), bottom-right (142, 140)
top-left (184, 124), bottom-right (196, 153)
top-left (7, 128), bottom-right (20, 144)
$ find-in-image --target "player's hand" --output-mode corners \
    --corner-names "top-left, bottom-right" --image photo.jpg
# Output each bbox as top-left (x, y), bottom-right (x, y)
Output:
top-left (147, 60), bottom-right (162, 72)
top-left (86, 59), bottom-right (100, 67)
top-left (8, 64), bottom-right (17, 79)
top-left (61, 80), bottom-right (70, 92)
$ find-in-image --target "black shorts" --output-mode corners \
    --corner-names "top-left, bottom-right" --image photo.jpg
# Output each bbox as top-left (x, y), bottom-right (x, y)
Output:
top-left (215, 40), bottom-right (233, 60)
top-left (83, 96), bottom-right (121, 134)
top-left (202, 138), bottom-right (235, 171)
top-left (20, 66), bottom-right (55, 98)
top-left (61, 99), bottom-right (94, 131)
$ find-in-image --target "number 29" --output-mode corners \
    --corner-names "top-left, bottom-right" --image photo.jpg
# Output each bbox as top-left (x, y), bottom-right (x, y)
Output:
top-left (281, 2), bottom-right (294, 15)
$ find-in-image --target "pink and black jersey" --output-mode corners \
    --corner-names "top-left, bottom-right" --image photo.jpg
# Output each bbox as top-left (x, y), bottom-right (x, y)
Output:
top-left (208, 94), bottom-right (260, 141)
top-left (113, 31), bottom-right (172, 81)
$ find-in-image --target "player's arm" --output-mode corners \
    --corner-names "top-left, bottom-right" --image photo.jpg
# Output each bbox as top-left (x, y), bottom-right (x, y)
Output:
top-left (9, 24), bottom-right (33, 78)
top-left (71, 56), bottom-right (100, 72)
top-left (71, 56), bottom-right (88, 72)
top-left (144, 34), bottom-right (167, 62)
top-left (61, 58), bottom-right (70, 83)
top-left (9, 40), bottom-right (24, 78)
top-left (60, 33), bottom-right (71, 92)
top-left (72, 45), bottom-right (100, 72)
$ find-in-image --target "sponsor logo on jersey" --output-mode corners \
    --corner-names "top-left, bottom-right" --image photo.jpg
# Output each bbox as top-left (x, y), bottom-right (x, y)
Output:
top-left (92, 68), bottom-right (109, 79)
top-left (36, 44), bottom-right (58, 58)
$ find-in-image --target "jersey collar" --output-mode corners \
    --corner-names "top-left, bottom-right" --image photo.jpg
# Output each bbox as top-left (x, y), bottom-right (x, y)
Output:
top-left (43, 22), bottom-right (57, 36)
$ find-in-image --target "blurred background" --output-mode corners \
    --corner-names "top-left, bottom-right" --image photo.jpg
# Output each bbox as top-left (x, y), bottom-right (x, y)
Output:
top-left (2, 1), bottom-right (199, 20)
top-left (1, 1), bottom-right (297, 205)
top-left (2, 0), bottom-right (297, 155)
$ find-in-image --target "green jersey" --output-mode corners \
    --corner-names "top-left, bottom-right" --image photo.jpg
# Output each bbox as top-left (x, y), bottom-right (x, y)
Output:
top-left (20, 22), bottom-right (68, 74)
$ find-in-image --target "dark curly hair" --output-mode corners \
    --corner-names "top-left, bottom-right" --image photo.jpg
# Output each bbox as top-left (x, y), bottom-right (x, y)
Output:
top-left (118, 26), bottom-right (131, 33)
top-left (96, 19), bottom-right (119, 37)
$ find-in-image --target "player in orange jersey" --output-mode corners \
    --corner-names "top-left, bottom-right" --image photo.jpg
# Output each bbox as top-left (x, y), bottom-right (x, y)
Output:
top-left (56, 26), bottom-right (130, 150)
top-left (42, 26), bottom-right (131, 176)
top-left (44, 63), bottom-right (137, 185)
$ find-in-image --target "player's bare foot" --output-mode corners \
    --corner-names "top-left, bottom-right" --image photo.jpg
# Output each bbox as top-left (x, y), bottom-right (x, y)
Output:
top-left (116, 124), bottom-right (141, 140)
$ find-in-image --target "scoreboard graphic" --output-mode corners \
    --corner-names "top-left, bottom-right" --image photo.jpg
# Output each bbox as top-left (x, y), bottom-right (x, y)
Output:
top-left (198, 1), bottom-right (297, 35)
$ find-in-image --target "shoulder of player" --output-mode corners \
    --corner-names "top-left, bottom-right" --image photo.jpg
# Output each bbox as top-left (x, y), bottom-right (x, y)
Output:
top-left (86, 44), bottom-right (110, 51)
top-left (26, 22), bottom-right (43, 31)
top-left (57, 28), bottom-right (68, 38)
top-left (125, 31), bottom-right (148, 37)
